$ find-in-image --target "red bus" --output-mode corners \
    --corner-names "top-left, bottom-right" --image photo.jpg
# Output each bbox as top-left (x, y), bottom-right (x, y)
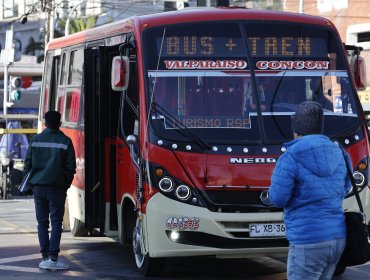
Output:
top-left (40, 8), bottom-right (370, 276)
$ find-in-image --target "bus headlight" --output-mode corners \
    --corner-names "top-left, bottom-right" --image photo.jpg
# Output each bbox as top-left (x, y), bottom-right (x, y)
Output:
top-left (175, 185), bottom-right (191, 200)
top-left (353, 171), bottom-right (365, 187)
top-left (159, 177), bottom-right (174, 192)
top-left (149, 163), bottom-right (205, 207)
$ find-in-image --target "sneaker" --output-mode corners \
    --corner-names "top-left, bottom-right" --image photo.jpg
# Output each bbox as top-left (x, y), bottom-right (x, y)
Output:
top-left (39, 259), bottom-right (69, 270)
top-left (39, 259), bottom-right (49, 269)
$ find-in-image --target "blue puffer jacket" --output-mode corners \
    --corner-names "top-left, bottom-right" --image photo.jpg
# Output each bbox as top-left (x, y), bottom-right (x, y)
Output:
top-left (269, 134), bottom-right (352, 245)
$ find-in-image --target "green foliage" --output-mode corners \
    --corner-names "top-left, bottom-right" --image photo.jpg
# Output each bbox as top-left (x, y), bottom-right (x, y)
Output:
top-left (24, 16), bottom-right (97, 63)
top-left (59, 15), bottom-right (98, 34)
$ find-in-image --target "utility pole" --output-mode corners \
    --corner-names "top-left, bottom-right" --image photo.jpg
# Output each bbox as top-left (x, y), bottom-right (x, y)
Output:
top-left (299, 0), bottom-right (304, 13)
top-left (65, 0), bottom-right (86, 36)
top-left (43, 0), bottom-right (55, 47)
top-left (50, 0), bottom-right (55, 41)
top-left (0, 27), bottom-right (15, 162)
top-left (1, 27), bottom-right (15, 117)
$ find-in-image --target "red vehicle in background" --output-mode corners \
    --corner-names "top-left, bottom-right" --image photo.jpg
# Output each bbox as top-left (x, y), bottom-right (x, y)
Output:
top-left (40, 8), bottom-right (370, 276)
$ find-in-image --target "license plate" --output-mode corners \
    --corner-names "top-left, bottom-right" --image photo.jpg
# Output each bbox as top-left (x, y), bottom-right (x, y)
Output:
top-left (249, 223), bottom-right (286, 237)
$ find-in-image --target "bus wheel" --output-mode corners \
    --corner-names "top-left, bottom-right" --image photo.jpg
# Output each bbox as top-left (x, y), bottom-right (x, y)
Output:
top-left (132, 218), bottom-right (164, 276)
top-left (69, 214), bottom-right (89, 237)
top-left (334, 265), bottom-right (346, 276)
top-left (121, 202), bottom-right (136, 244)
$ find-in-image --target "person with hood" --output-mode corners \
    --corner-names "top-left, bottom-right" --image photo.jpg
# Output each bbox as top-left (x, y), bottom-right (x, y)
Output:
top-left (269, 101), bottom-right (352, 280)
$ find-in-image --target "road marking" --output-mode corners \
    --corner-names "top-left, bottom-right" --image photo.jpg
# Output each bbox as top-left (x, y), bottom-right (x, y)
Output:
top-left (0, 253), bottom-right (41, 264)
top-left (0, 220), bottom-right (17, 228)
top-left (0, 251), bottom-right (94, 277)
top-left (0, 265), bottom-right (41, 273)
top-left (0, 220), bottom-right (33, 233)
top-left (0, 264), bottom-right (98, 277)
top-left (63, 253), bottom-right (94, 272)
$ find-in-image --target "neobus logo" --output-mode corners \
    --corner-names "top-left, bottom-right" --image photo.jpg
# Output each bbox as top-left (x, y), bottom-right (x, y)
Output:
top-left (230, 157), bottom-right (277, 164)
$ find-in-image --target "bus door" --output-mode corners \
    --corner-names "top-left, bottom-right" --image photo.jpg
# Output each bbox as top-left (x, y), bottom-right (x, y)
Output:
top-left (84, 47), bottom-right (104, 231)
top-left (99, 45), bottom-right (121, 232)
top-left (84, 45), bottom-right (121, 233)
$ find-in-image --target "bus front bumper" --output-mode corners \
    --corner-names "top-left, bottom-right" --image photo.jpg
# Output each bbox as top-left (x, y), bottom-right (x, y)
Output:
top-left (145, 193), bottom-right (288, 258)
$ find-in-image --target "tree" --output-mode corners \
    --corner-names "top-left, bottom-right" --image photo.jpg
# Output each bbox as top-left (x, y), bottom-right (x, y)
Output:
top-left (24, 15), bottom-right (98, 63)
top-left (59, 15), bottom-right (98, 35)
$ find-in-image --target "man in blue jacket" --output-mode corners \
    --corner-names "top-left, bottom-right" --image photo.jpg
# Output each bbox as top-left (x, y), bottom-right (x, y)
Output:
top-left (24, 110), bottom-right (76, 270)
top-left (269, 101), bottom-right (352, 280)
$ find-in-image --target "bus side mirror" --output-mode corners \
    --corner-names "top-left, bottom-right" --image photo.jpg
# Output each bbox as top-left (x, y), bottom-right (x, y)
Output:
top-left (111, 56), bottom-right (129, 91)
top-left (350, 55), bottom-right (367, 91)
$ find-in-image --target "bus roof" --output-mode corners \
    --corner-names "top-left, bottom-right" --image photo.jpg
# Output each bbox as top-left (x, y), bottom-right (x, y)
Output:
top-left (47, 8), bottom-right (333, 50)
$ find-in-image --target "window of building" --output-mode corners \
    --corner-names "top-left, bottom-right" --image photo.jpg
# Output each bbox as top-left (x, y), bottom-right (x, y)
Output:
top-left (4, 0), bottom-right (18, 18)
top-left (358, 32), bottom-right (370, 43)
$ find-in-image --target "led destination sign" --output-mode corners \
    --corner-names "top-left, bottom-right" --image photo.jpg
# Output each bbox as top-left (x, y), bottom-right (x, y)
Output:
top-left (159, 36), bottom-right (329, 70)
top-left (163, 60), bottom-right (329, 70)
top-left (162, 36), bottom-right (312, 57)
top-left (164, 60), bottom-right (248, 69)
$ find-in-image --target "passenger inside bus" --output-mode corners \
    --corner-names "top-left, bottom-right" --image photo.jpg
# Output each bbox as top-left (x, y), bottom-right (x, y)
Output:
top-left (339, 77), bottom-right (351, 113)
top-left (310, 78), bottom-right (333, 111)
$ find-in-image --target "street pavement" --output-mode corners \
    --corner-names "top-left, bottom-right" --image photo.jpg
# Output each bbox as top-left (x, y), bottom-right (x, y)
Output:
top-left (0, 198), bottom-right (370, 279)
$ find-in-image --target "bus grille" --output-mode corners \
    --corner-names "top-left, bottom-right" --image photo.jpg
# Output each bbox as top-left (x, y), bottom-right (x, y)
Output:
top-left (201, 190), bottom-right (281, 213)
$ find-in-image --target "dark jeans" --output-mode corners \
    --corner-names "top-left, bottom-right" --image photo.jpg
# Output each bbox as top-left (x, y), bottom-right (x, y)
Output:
top-left (33, 185), bottom-right (67, 260)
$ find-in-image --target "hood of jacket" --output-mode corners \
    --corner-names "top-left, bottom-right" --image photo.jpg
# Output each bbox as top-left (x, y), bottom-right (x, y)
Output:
top-left (285, 134), bottom-right (343, 178)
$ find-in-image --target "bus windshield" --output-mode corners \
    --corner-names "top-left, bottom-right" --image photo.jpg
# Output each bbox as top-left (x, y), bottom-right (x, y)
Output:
top-left (143, 21), bottom-right (360, 145)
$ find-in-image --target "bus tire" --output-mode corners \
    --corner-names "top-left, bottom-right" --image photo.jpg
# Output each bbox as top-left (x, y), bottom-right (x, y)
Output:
top-left (70, 216), bottom-right (89, 237)
top-left (121, 201), bottom-right (136, 244)
top-left (334, 265), bottom-right (346, 276)
top-left (133, 217), bottom-right (164, 276)
top-left (64, 195), bottom-right (88, 237)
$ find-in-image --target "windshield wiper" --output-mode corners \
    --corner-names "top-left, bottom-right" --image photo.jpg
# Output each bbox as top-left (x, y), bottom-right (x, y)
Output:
top-left (151, 102), bottom-right (212, 151)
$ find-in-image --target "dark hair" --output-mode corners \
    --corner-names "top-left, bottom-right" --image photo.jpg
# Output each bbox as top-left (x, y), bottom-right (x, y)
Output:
top-left (291, 101), bottom-right (323, 136)
top-left (45, 110), bottom-right (61, 129)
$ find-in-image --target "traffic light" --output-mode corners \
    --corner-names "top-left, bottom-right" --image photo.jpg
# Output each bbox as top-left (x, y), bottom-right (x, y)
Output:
top-left (10, 76), bottom-right (22, 101)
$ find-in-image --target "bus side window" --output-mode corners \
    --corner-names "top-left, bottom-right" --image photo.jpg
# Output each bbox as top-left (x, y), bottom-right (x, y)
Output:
top-left (56, 52), bottom-right (67, 117)
top-left (42, 53), bottom-right (60, 117)
top-left (41, 53), bottom-right (53, 116)
top-left (65, 49), bottom-right (84, 124)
